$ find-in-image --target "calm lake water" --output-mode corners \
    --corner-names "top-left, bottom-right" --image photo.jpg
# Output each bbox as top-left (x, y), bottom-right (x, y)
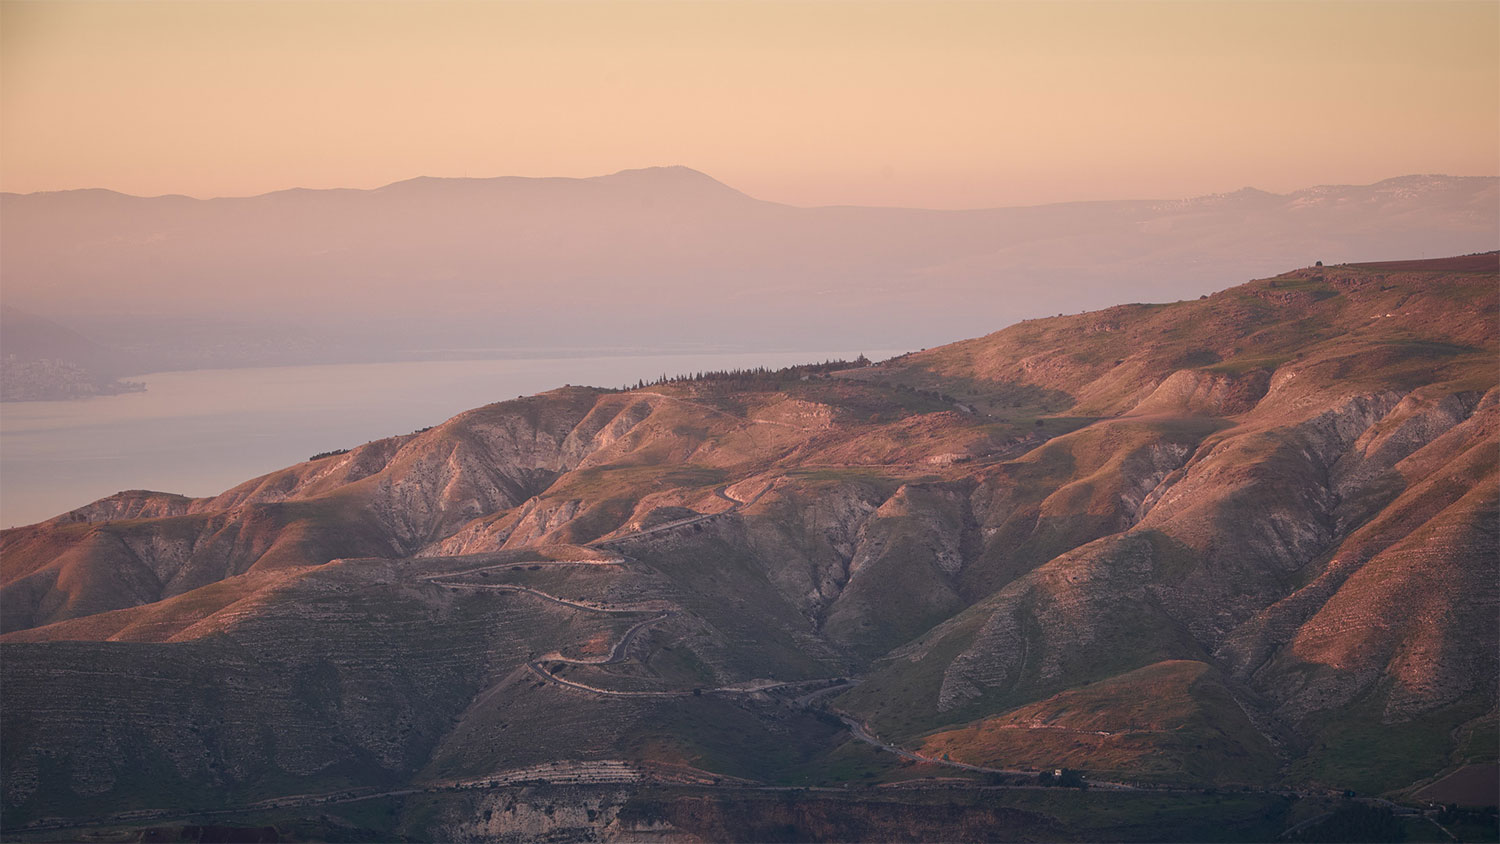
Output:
top-left (1, 350), bottom-right (905, 528)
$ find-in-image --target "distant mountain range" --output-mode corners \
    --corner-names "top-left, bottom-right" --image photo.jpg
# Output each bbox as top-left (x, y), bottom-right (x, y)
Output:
top-left (3, 254), bottom-right (1494, 841)
top-left (1, 170), bottom-right (1495, 376)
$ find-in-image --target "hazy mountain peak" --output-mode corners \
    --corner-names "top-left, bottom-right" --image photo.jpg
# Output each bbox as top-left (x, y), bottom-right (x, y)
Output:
top-left (601, 164), bottom-right (713, 180)
top-left (359, 166), bottom-right (751, 205)
top-left (1371, 173), bottom-right (1462, 187)
top-left (592, 164), bottom-right (749, 196)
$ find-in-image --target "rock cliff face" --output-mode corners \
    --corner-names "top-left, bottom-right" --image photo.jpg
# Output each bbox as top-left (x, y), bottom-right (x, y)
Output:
top-left (2, 254), bottom-right (1495, 835)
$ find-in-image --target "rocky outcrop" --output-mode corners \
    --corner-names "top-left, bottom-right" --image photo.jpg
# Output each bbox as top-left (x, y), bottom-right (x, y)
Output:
top-left (1129, 368), bottom-right (1272, 416)
top-left (48, 490), bottom-right (194, 524)
top-left (418, 785), bottom-right (702, 843)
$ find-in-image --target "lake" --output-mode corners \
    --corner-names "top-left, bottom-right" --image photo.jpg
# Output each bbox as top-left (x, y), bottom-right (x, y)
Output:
top-left (0, 350), bottom-right (906, 528)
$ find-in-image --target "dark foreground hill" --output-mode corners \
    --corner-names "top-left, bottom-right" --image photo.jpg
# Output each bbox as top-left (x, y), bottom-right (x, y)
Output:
top-left (2, 255), bottom-right (1496, 842)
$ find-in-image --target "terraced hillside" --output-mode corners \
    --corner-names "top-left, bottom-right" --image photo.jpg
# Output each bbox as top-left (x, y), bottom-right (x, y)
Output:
top-left (2, 254), bottom-right (1495, 840)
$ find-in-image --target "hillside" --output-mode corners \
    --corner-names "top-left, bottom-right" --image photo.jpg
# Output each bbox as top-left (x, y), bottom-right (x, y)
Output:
top-left (1, 255), bottom-right (1495, 840)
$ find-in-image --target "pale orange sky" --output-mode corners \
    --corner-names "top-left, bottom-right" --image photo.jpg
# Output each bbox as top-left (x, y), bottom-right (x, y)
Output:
top-left (2, 0), bottom-right (1496, 208)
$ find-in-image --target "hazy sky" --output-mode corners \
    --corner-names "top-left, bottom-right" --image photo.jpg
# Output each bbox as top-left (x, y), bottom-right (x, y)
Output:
top-left (3, 0), bottom-right (1496, 208)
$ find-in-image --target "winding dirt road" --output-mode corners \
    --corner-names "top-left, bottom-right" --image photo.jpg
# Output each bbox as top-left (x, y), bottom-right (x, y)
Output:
top-left (589, 479), bottom-right (780, 546)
